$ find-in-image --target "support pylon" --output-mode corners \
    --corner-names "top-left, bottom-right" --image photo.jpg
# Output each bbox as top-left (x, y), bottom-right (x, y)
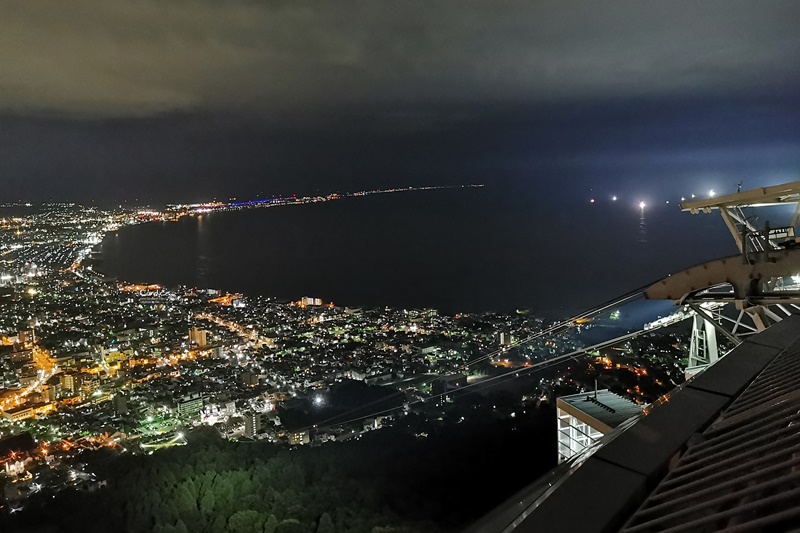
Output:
top-left (686, 314), bottom-right (719, 378)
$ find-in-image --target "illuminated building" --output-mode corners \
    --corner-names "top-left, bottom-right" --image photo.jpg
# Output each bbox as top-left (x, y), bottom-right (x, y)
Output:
top-left (17, 327), bottom-right (33, 346)
top-left (244, 412), bottom-right (262, 438)
top-left (31, 402), bottom-right (55, 417)
top-left (80, 377), bottom-right (100, 397)
top-left (2, 405), bottom-right (33, 422)
top-left (9, 348), bottom-right (32, 363)
top-left (60, 372), bottom-right (83, 395)
top-left (189, 327), bottom-right (208, 347)
top-left (19, 374), bottom-right (38, 388)
top-left (288, 430), bottom-right (310, 446)
top-left (40, 385), bottom-right (57, 403)
top-left (177, 394), bottom-right (204, 418)
top-left (4, 459), bottom-right (26, 476)
top-left (556, 390), bottom-right (643, 463)
top-left (301, 296), bottom-right (322, 307)
top-left (363, 418), bottom-right (379, 432)
top-left (408, 308), bottom-right (438, 320)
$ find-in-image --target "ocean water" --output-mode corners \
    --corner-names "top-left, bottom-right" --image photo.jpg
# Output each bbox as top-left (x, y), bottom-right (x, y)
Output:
top-left (99, 186), bottom-right (734, 316)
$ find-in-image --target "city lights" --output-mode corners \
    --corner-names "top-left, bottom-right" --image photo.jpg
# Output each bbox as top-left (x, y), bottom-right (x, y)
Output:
top-left (0, 191), bottom-right (711, 521)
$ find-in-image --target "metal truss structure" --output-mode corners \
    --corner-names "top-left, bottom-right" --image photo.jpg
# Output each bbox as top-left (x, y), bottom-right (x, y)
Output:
top-left (645, 181), bottom-right (800, 374)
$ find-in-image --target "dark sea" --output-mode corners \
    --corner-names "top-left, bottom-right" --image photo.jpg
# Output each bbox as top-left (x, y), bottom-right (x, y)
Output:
top-left (99, 186), bottom-right (735, 318)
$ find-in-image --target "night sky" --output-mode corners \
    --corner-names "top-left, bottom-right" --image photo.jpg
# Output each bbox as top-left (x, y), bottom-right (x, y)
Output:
top-left (4, 0), bottom-right (800, 315)
top-left (3, 1), bottom-right (800, 204)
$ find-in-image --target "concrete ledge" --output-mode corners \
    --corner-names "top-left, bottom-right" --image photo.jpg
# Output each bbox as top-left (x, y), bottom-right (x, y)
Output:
top-left (741, 315), bottom-right (800, 350)
top-left (686, 342), bottom-right (781, 398)
top-left (515, 458), bottom-right (648, 533)
top-left (469, 317), bottom-right (800, 533)
top-left (591, 387), bottom-right (729, 479)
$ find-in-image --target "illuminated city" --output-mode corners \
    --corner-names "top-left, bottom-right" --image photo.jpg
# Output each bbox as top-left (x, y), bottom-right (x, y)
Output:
top-left (0, 200), bottom-right (692, 527)
top-left (3, 1), bottom-right (800, 531)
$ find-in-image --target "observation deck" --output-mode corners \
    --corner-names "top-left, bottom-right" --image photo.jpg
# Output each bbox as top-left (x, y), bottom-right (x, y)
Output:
top-left (468, 182), bottom-right (800, 531)
top-left (467, 315), bottom-right (800, 532)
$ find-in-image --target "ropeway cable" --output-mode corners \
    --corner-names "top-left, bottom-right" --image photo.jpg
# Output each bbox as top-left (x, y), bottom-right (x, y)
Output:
top-left (299, 289), bottom-right (646, 431)
top-left (297, 286), bottom-right (658, 432)
top-left (304, 328), bottom-right (651, 433)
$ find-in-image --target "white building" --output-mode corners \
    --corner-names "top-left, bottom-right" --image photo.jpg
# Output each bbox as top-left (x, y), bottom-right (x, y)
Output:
top-left (556, 389), bottom-right (643, 463)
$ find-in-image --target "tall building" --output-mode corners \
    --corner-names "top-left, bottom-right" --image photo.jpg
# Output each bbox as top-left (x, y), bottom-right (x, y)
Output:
top-left (189, 327), bottom-right (207, 347)
top-left (556, 389), bottom-right (643, 463)
top-left (60, 372), bottom-right (83, 396)
top-left (244, 412), bottom-right (262, 438)
top-left (40, 385), bottom-right (57, 403)
top-left (80, 377), bottom-right (100, 397)
top-left (177, 394), bottom-right (204, 418)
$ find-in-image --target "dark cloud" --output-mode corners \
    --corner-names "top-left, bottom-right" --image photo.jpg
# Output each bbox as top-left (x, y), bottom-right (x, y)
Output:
top-left (3, 93), bottom-right (799, 204)
top-left (2, 1), bottom-right (800, 116)
top-left (2, 1), bottom-right (800, 204)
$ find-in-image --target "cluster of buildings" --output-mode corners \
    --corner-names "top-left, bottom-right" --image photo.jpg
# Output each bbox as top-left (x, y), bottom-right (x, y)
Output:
top-left (0, 204), bottom-right (688, 511)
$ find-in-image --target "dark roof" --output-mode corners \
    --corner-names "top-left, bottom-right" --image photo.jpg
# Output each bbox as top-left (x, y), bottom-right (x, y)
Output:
top-left (557, 389), bottom-right (643, 429)
top-left (3, 405), bottom-right (33, 415)
top-left (621, 325), bottom-right (800, 531)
